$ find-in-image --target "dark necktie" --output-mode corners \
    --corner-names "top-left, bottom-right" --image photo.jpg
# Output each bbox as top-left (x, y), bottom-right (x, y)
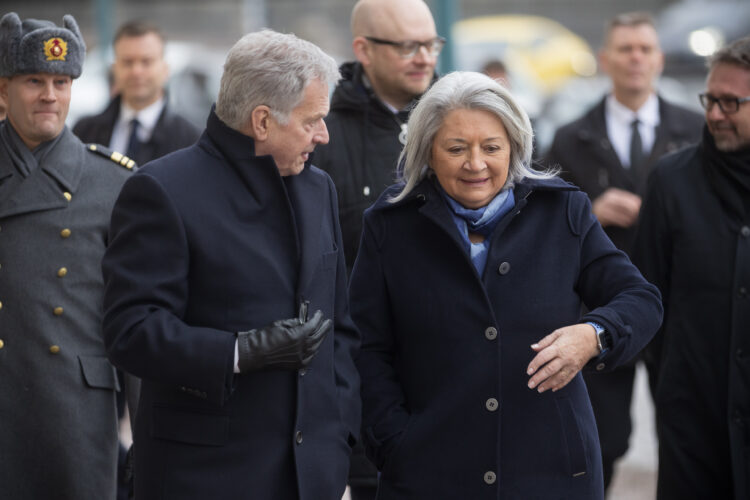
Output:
top-left (126, 118), bottom-right (141, 159)
top-left (629, 118), bottom-right (644, 172)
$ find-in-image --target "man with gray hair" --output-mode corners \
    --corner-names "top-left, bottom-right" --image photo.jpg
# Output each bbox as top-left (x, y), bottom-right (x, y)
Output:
top-left (634, 36), bottom-right (750, 499)
top-left (101, 29), bottom-right (360, 500)
top-left (0, 12), bottom-right (131, 500)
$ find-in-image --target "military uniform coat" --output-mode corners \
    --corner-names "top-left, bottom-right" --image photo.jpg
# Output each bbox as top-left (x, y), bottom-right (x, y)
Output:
top-left (101, 110), bottom-right (360, 500)
top-left (0, 126), bottom-right (131, 500)
top-left (349, 176), bottom-right (662, 499)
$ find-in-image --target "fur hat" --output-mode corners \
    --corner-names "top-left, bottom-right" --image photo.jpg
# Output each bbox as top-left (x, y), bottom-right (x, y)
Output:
top-left (0, 12), bottom-right (86, 79)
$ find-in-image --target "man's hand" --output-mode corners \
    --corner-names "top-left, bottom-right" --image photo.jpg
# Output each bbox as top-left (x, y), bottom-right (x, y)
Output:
top-left (592, 188), bottom-right (642, 228)
top-left (526, 324), bottom-right (600, 393)
top-left (237, 302), bottom-right (332, 372)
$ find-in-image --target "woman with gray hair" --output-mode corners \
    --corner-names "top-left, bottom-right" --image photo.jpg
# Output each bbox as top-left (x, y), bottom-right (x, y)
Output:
top-left (349, 71), bottom-right (662, 499)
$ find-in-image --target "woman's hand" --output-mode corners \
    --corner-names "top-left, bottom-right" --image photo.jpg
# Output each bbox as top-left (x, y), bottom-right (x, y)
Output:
top-left (526, 324), bottom-right (600, 393)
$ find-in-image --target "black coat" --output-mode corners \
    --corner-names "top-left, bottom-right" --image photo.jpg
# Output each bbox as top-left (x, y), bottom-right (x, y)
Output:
top-left (544, 96), bottom-right (703, 253)
top-left (73, 94), bottom-right (200, 166)
top-left (102, 110), bottom-right (360, 500)
top-left (633, 144), bottom-right (750, 499)
top-left (350, 176), bottom-right (663, 499)
top-left (314, 62), bottom-right (422, 273)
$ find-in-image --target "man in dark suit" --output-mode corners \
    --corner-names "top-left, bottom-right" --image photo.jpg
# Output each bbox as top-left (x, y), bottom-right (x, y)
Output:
top-left (73, 20), bottom-right (199, 165)
top-left (0, 12), bottom-right (131, 499)
top-left (101, 29), bottom-right (360, 500)
top-left (544, 11), bottom-right (703, 491)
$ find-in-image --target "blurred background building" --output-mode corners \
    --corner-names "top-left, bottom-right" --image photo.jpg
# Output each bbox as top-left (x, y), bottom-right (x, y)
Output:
top-left (5, 0), bottom-right (749, 154)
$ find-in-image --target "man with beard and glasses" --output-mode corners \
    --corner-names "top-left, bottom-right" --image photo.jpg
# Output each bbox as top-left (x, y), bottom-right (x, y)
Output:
top-left (633, 36), bottom-right (750, 500)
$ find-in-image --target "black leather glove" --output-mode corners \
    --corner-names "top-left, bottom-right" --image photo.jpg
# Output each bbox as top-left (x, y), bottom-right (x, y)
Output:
top-left (237, 302), bottom-right (332, 372)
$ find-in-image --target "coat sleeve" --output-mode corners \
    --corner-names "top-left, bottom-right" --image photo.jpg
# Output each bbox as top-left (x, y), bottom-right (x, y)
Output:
top-left (327, 175), bottom-right (362, 446)
top-left (349, 211), bottom-right (410, 470)
top-left (631, 166), bottom-right (673, 379)
top-left (570, 191), bottom-right (664, 369)
top-left (102, 173), bottom-right (236, 405)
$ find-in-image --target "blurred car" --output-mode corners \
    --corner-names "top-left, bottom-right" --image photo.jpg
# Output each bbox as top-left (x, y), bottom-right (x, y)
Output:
top-left (656, 0), bottom-right (750, 75)
top-left (68, 41), bottom-right (225, 130)
top-left (452, 14), bottom-right (598, 94)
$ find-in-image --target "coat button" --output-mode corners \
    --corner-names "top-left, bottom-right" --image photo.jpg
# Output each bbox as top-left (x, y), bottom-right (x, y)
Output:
top-left (299, 368), bottom-right (307, 377)
top-left (741, 226), bottom-right (750, 238)
top-left (363, 186), bottom-right (371, 196)
top-left (485, 327), bottom-right (497, 340)
top-left (295, 431), bottom-right (303, 445)
top-left (53, 306), bottom-right (64, 316)
top-left (0, 301), bottom-right (3, 310)
top-left (484, 471), bottom-right (496, 484)
top-left (49, 345), bottom-right (61, 354)
top-left (485, 398), bottom-right (499, 412)
top-left (497, 262), bottom-right (510, 275)
top-left (0, 339), bottom-right (4, 349)
top-left (60, 228), bottom-right (71, 238)
top-left (63, 192), bottom-right (72, 201)
top-left (57, 267), bottom-right (68, 278)
top-left (596, 362), bottom-right (606, 371)
top-left (739, 286), bottom-right (748, 298)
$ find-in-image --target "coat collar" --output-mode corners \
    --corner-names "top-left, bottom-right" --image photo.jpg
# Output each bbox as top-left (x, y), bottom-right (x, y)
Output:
top-left (0, 127), bottom-right (85, 218)
top-left (202, 107), bottom-right (325, 295)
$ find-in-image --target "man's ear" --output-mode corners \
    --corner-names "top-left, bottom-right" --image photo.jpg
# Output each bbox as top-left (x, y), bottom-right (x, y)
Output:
top-left (245, 105), bottom-right (272, 141)
top-left (352, 36), bottom-right (371, 66)
top-left (0, 77), bottom-right (9, 101)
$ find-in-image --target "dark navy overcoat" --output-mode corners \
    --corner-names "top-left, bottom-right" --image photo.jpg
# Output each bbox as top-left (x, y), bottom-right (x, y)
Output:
top-left (349, 176), bottom-right (662, 499)
top-left (102, 110), bottom-right (360, 500)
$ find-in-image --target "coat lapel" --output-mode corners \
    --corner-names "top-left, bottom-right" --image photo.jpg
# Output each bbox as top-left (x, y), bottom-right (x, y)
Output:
top-left (286, 166), bottom-right (325, 295)
top-left (0, 128), bottom-right (85, 218)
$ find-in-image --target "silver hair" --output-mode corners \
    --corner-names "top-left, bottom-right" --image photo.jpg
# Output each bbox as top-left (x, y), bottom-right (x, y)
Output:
top-left (391, 71), bottom-right (557, 203)
top-left (216, 29), bottom-right (340, 130)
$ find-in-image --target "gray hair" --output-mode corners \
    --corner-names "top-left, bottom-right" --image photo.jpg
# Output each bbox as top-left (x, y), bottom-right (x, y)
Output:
top-left (216, 29), bottom-right (340, 130)
top-left (391, 71), bottom-right (556, 203)
top-left (707, 36), bottom-right (750, 72)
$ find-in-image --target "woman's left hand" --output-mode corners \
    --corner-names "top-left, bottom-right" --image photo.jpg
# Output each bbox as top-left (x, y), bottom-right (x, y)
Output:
top-left (526, 324), bottom-right (600, 393)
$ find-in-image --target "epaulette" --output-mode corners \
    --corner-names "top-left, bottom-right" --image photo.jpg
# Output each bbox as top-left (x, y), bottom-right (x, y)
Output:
top-left (86, 144), bottom-right (137, 171)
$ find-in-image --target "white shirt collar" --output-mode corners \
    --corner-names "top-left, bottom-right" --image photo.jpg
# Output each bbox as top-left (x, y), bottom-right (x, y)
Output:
top-left (605, 93), bottom-right (660, 128)
top-left (119, 96), bottom-right (166, 136)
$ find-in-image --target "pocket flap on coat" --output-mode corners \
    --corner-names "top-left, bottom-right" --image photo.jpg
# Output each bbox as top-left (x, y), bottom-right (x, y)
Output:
top-left (150, 406), bottom-right (229, 446)
top-left (78, 355), bottom-right (120, 391)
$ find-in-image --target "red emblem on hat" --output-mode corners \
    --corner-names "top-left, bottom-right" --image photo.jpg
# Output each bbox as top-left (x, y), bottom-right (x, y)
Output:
top-left (44, 38), bottom-right (68, 61)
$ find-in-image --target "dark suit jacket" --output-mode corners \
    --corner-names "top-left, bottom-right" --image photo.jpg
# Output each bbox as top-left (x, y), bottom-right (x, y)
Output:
top-left (73, 94), bottom-right (200, 166)
top-left (544, 95), bottom-right (703, 254)
top-left (101, 110), bottom-right (360, 500)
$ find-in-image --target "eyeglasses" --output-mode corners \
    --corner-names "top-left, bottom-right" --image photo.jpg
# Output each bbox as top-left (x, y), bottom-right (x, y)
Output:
top-left (365, 36), bottom-right (446, 59)
top-left (698, 93), bottom-right (750, 114)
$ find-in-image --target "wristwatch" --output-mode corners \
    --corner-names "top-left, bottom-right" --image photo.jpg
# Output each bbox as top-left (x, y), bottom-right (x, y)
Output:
top-left (587, 322), bottom-right (612, 354)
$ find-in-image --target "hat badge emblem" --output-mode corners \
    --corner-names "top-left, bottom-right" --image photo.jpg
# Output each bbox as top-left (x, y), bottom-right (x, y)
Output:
top-left (43, 37), bottom-right (68, 61)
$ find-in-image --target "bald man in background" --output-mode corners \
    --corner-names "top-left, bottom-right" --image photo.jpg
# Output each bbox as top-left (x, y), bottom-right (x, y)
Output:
top-left (313, 1), bottom-right (442, 497)
top-left (315, 0), bottom-right (441, 274)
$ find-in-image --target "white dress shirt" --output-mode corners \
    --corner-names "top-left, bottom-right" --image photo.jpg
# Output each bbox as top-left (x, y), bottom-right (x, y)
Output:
top-left (605, 93), bottom-right (660, 168)
top-left (109, 97), bottom-right (166, 154)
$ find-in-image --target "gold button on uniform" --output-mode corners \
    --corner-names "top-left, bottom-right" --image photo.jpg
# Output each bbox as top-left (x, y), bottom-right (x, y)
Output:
top-left (53, 307), bottom-right (64, 316)
top-left (60, 228), bottom-right (71, 238)
top-left (0, 301), bottom-right (3, 309)
top-left (49, 345), bottom-right (61, 354)
top-left (63, 192), bottom-right (72, 201)
top-left (0, 339), bottom-right (4, 349)
top-left (57, 267), bottom-right (68, 277)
